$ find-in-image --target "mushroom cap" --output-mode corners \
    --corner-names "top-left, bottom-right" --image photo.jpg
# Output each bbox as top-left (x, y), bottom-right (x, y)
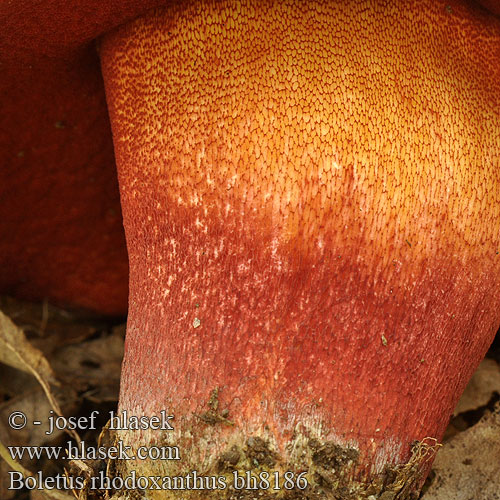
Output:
top-left (0, 1), bottom-right (166, 314)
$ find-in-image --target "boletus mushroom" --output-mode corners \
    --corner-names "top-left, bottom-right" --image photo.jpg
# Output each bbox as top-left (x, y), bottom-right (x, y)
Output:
top-left (2, 0), bottom-right (500, 498)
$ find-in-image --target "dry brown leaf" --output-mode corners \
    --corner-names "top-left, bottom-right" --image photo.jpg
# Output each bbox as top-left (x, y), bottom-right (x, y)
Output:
top-left (422, 406), bottom-right (500, 500)
top-left (0, 450), bottom-right (77, 500)
top-left (0, 301), bottom-right (118, 500)
top-left (0, 387), bottom-right (77, 499)
top-left (0, 363), bottom-right (41, 400)
top-left (0, 424), bottom-right (22, 500)
top-left (0, 309), bottom-right (57, 385)
top-left (0, 439), bottom-right (33, 481)
top-left (0, 296), bottom-right (101, 353)
top-left (0, 309), bottom-right (79, 445)
top-left (0, 388), bottom-right (57, 446)
top-left (453, 357), bottom-right (500, 416)
top-left (1, 436), bottom-right (73, 500)
top-left (50, 334), bottom-right (123, 403)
